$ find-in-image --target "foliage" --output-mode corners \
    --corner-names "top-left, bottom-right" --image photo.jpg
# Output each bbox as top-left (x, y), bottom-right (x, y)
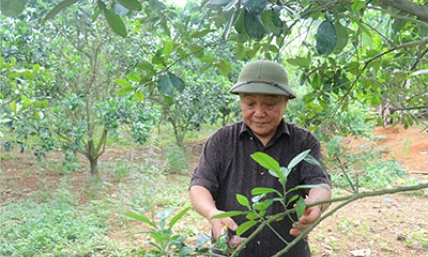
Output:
top-left (284, 89), bottom-right (374, 141)
top-left (124, 207), bottom-right (211, 257)
top-left (0, 198), bottom-right (122, 257)
top-left (205, 0), bottom-right (428, 130)
top-left (0, 2), bottom-right (155, 179)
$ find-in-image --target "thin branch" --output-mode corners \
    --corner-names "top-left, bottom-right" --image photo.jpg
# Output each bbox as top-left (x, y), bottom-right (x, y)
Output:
top-left (410, 46), bottom-right (428, 70)
top-left (367, 5), bottom-right (428, 29)
top-left (230, 182), bottom-right (428, 257)
top-left (394, 105), bottom-right (428, 111)
top-left (380, 0), bottom-right (428, 22)
top-left (272, 182), bottom-right (428, 256)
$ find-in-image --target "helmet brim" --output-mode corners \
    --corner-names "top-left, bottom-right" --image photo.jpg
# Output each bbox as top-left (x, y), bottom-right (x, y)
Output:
top-left (230, 80), bottom-right (296, 99)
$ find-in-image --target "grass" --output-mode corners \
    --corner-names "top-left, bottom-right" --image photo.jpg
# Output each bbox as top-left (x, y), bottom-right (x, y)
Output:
top-left (0, 197), bottom-right (129, 257)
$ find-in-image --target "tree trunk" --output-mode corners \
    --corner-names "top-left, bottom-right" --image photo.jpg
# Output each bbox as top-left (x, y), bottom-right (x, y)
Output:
top-left (89, 157), bottom-right (98, 177)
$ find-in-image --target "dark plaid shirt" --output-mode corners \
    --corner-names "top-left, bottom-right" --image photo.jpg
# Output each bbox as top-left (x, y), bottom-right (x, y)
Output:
top-left (190, 120), bottom-right (331, 257)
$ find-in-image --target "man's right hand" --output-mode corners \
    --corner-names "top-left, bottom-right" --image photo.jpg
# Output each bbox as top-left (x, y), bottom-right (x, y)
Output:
top-left (210, 214), bottom-right (238, 239)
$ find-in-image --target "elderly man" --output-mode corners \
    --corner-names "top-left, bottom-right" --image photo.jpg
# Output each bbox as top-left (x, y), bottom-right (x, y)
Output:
top-left (189, 60), bottom-right (331, 256)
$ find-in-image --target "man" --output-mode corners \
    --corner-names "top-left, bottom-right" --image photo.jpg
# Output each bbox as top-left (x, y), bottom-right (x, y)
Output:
top-left (189, 60), bottom-right (331, 256)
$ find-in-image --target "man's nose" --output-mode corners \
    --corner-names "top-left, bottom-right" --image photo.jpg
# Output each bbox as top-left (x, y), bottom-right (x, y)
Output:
top-left (254, 105), bottom-right (266, 116)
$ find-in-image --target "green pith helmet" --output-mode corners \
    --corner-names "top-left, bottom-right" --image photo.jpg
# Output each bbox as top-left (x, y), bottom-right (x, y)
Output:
top-left (229, 60), bottom-right (296, 99)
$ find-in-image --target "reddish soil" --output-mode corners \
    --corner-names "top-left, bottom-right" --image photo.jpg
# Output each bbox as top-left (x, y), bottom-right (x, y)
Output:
top-left (1, 125), bottom-right (427, 256)
top-left (313, 125), bottom-right (428, 257)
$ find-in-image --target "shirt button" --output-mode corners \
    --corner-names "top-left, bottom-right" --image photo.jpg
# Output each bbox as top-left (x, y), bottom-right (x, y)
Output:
top-left (257, 240), bottom-right (261, 245)
top-left (250, 137), bottom-right (253, 140)
top-left (260, 172), bottom-right (265, 176)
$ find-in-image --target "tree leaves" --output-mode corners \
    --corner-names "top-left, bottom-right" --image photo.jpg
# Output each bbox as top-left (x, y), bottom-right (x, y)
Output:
top-left (117, 0), bottom-right (142, 11)
top-left (0, 0), bottom-right (27, 17)
top-left (250, 152), bottom-right (280, 172)
top-left (244, 10), bottom-right (265, 41)
top-left (103, 7), bottom-right (128, 37)
top-left (158, 72), bottom-right (185, 96)
top-left (243, 0), bottom-right (266, 15)
top-left (43, 0), bottom-right (78, 22)
top-left (316, 20), bottom-right (337, 56)
top-left (334, 21), bottom-right (349, 54)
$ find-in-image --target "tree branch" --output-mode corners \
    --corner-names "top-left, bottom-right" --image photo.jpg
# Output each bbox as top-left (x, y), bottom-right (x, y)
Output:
top-left (379, 0), bottom-right (428, 22)
top-left (230, 182), bottom-right (428, 257)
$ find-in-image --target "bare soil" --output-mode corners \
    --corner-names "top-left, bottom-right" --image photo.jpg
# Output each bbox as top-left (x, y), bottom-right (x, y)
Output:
top-left (1, 125), bottom-right (427, 256)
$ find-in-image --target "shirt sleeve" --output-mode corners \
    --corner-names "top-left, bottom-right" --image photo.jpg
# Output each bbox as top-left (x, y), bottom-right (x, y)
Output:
top-left (189, 133), bottom-right (222, 198)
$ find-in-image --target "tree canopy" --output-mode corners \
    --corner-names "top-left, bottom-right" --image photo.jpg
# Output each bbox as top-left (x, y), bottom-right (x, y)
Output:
top-left (1, 0), bottom-right (427, 178)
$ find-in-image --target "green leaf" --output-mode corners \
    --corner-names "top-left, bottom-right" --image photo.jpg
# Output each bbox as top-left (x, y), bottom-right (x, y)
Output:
top-left (103, 8), bottom-right (127, 37)
top-left (334, 22), bottom-right (348, 53)
top-left (236, 194), bottom-right (250, 208)
top-left (223, 9), bottom-right (234, 39)
top-left (133, 91), bottom-right (144, 101)
top-left (316, 20), bottom-right (337, 56)
top-left (9, 101), bottom-right (17, 113)
top-left (287, 195), bottom-right (299, 206)
top-left (163, 40), bottom-right (174, 56)
top-left (295, 197), bottom-right (306, 219)
top-left (236, 220), bottom-right (257, 235)
top-left (351, 0), bottom-right (366, 12)
top-left (287, 149), bottom-right (311, 170)
top-left (169, 206), bottom-right (190, 228)
top-left (117, 0), bottom-right (142, 11)
top-left (157, 207), bottom-right (174, 220)
top-left (251, 152), bottom-right (280, 172)
top-left (287, 56), bottom-right (311, 69)
top-left (326, 136), bottom-right (343, 158)
top-left (251, 194), bottom-right (264, 203)
top-left (124, 212), bottom-right (156, 227)
top-left (243, 0), bottom-right (266, 15)
top-left (304, 154), bottom-right (321, 167)
top-left (216, 59), bottom-right (232, 76)
top-left (43, 0), bottom-right (78, 21)
top-left (196, 233), bottom-right (211, 249)
top-left (190, 29), bottom-right (211, 38)
top-left (169, 72), bottom-right (185, 92)
top-left (245, 212), bottom-right (259, 220)
top-left (137, 60), bottom-right (154, 71)
top-left (115, 78), bottom-right (131, 87)
top-left (34, 100), bottom-right (49, 109)
top-left (211, 211), bottom-right (246, 219)
top-left (126, 73), bottom-right (141, 82)
top-left (253, 199), bottom-right (274, 211)
top-left (116, 86), bottom-right (134, 96)
top-left (251, 187), bottom-right (281, 197)
top-left (0, 0), bottom-right (28, 17)
top-left (158, 73), bottom-right (174, 96)
top-left (244, 10), bottom-right (265, 41)
top-left (163, 95), bottom-right (173, 105)
top-left (21, 95), bottom-right (35, 108)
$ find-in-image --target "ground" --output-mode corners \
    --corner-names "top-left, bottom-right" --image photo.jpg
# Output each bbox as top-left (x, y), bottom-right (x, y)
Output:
top-left (1, 125), bottom-right (427, 256)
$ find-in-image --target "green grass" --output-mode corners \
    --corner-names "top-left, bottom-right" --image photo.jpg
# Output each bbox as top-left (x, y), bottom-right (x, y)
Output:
top-left (0, 197), bottom-right (129, 257)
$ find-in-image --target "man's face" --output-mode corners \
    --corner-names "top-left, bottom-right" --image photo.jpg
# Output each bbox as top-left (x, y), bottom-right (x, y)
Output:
top-left (239, 93), bottom-right (289, 142)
